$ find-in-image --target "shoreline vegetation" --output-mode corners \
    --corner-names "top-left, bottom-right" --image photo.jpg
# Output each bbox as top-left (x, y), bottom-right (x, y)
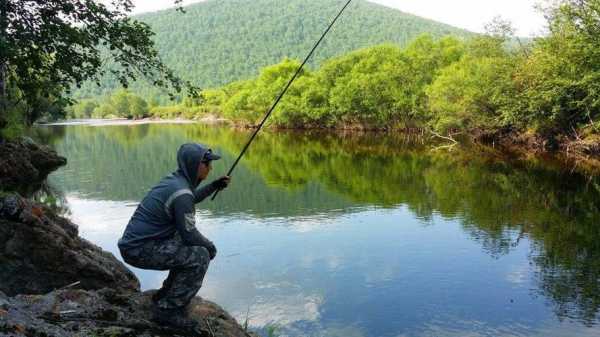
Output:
top-left (40, 116), bottom-right (600, 175)
top-left (62, 2), bottom-right (600, 169)
top-left (3, 1), bottom-right (599, 170)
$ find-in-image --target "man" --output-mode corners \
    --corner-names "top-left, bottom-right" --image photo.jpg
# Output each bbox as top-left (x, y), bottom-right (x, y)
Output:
top-left (118, 143), bottom-right (230, 332)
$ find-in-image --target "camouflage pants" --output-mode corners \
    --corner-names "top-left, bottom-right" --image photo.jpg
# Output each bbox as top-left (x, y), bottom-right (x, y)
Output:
top-left (120, 235), bottom-right (210, 310)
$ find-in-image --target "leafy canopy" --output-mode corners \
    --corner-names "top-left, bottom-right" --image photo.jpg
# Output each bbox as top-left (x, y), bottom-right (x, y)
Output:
top-left (71, 0), bottom-right (473, 103)
top-left (0, 0), bottom-right (194, 128)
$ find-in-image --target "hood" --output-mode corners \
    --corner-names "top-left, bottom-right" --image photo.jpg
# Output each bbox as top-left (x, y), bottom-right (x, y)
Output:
top-left (176, 143), bottom-right (210, 188)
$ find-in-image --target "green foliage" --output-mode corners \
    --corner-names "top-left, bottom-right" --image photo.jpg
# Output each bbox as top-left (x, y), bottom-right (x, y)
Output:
top-left (160, 0), bottom-right (597, 142)
top-left (149, 104), bottom-right (211, 120)
top-left (80, 90), bottom-right (149, 119)
top-left (327, 45), bottom-right (412, 124)
top-left (191, 35), bottom-right (468, 129)
top-left (14, 0), bottom-right (600, 143)
top-left (71, 0), bottom-right (472, 102)
top-left (0, 0), bottom-right (195, 135)
top-left (232, 59), bottom-right (314, 126)
top-left (509, 0), bottom-right (600, 134)
top-left (426, 55), bottom-right (517, 132)
top-left (222, 86), bottom-right (259, 122)
top-left (325, 36), bottom-right (465, 127)
top-left (424, 28), bottom-right (521, 133)
top-left (67, 100), bottom-right (99, 119)
top-left (0, 105), bottom-right (25, 139)
top-left (1, 73), bottom-right (69, 126)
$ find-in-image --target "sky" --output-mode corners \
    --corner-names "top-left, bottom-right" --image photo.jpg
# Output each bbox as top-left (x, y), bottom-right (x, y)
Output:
top-left (128, 0), bottom-right (548, 37)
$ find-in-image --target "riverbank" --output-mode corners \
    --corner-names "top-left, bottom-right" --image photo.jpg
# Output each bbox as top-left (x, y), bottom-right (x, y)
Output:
top-left (42, 115), bottom-right (231, 127)
top-left (0, 137), bottom-right (257, 337)
top-left (0, 288), bottom-right (257, 337)
top-left (41, 118), bottom-right (200, 127)
top-left (15, 120), bottom-right (600, 336)
top-left (469, 128), bottom-right (600, 174)
top-left (42, 117), bottom-right (600, 174)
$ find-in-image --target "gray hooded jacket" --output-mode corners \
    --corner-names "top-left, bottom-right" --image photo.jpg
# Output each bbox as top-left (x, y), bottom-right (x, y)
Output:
top-left (118, 144), bottom-right (219, 251)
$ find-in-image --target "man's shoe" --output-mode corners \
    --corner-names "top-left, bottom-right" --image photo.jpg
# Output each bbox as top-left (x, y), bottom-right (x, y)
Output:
top-left (152, 275), bottom-right (175, 303)
top-left (152, 307), bottom-right (204, 334)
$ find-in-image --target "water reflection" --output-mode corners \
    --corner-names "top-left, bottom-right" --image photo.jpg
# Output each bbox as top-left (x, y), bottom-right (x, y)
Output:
top-left (36, 124), bottom-right (600, 336)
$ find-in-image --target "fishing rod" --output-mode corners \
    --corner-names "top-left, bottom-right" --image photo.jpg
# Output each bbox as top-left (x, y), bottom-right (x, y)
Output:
top-left (211, 0), bottom-right (353, 201)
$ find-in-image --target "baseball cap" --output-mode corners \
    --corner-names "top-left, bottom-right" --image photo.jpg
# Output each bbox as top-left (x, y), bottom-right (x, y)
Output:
top-left (202, 147), bottom-right (221, 162)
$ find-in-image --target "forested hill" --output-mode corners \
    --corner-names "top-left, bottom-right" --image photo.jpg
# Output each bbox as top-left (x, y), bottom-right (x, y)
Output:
top-left (73, 0), bottom-right (472, 102)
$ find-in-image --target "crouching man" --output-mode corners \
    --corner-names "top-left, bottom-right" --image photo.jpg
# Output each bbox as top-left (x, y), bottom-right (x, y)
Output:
top-left (118, 143), bottom-right (230, 333)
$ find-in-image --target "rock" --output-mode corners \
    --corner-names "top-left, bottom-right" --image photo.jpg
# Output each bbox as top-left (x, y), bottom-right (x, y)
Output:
top-left (0, 137), bottom-right (253, 337)
top-left (0, 194), bottom-right (140, 297)
top-left (0, 291), bottom-right (8, 311)
top-left (0, 195), bottom-right (21, 220)
top-left (0, 289), bottom-right (258, 337)
top-left (0, 138), bottom-right (67, 196)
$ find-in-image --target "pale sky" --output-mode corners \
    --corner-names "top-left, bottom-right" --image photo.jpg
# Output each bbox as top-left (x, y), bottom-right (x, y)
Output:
top-left (129, 0), bottom-right (548, 37)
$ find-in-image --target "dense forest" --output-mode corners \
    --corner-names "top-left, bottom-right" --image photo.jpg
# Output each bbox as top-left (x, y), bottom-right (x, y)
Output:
top-left (4, 0), bottom-right (600, 156)
top-left (0, 0), bottom-right (195, 139)
top-left (70, 0), bottom-right (471, 102)
top-left (71, 0), bottom-right (600, 152)
top-left (64, 0), bottom-right (600, 153)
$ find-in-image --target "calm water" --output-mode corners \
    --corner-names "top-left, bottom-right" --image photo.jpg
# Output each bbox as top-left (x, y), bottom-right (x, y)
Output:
top-left (36, 123), bottom-right (600, 337)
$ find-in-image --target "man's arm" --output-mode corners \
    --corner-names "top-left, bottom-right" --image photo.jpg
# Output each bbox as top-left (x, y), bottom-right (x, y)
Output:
top-left (193, 182), bottom-right (219, 203)
top-left (193, 176), bottom-right (231, 203)
top-left (172, 194), bottom-right (217, 258)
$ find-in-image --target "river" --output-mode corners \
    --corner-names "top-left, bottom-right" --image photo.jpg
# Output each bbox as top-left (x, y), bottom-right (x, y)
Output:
top-left (35, 123), bottom-right (600, 337)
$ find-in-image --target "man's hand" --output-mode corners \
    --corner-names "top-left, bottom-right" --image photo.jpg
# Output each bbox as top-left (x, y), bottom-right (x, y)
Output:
top-left (207, 241), bottom-right (217, 260)
top-left (213, 176), bottom-right (231, 189)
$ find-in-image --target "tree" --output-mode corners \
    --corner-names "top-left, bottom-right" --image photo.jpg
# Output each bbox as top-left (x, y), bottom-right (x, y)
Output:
top-left (424, 23), bottom-right (520, 133)
top-left (67, 99), bottom-right (99, 119)
top-left (327, 45), bottom-right (408, 124)
top-left (112, 90), bottom-right (132, 117)
top-left (87, 90), bottom-right (148, 119)
top-left (555, 0), bottom-right (600, 44)
top-left (128, 95), bottom-right (149, 119)
top-left (426, 55), bottom-right (517, 132)
top-left (510, 0), bottom-right (600, 134)
top-left (67, 0), bottom-right (473, 102)
top-left (0, 0), bottom-right (196, 133)
top-left (221, 60), bottom-right (308, 124)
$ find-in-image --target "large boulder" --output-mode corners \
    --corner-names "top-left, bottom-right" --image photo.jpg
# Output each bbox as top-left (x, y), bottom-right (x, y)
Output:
top-left (0, 138), bottom-right (67, 196)
top-left (0, 289), bottom-right (257, 337)
top-left (0, 194), bottom-right (140, 296)
top-left (0, 137), bottom-right (254, 337)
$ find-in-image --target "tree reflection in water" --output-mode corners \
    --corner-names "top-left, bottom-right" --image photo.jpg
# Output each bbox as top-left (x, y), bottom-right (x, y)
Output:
top-left (39, 123), bottom-right (600, 325)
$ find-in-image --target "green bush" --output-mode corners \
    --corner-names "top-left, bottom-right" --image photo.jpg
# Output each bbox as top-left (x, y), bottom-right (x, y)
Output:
top-left (72, 91), bottom-right (150, 120)
top-left (0, 106), bottom-right (26, 139)
top-left (64, 0), bottom-right (600, 140)
top-left (426, 55), bottom-right (517, 132)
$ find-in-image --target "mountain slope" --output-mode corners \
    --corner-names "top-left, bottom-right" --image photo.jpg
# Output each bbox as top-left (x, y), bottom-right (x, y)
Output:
top-left (73, 0), bottom-right (472, 102)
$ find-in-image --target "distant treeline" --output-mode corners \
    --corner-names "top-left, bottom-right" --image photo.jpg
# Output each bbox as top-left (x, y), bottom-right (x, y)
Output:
top-left (71, 1), bottom-right (600, 143)
top-left (68, 91), bottom-right (149, 120)
top-left (70, 0), bottom-right (472, 103)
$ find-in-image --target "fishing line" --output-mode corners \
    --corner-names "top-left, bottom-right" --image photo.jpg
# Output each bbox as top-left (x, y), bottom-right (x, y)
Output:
top-left (211, 0), bottom-right (353, 201)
